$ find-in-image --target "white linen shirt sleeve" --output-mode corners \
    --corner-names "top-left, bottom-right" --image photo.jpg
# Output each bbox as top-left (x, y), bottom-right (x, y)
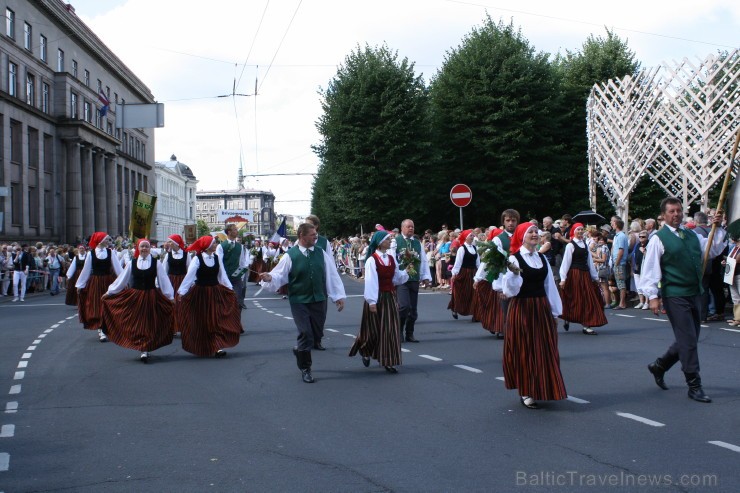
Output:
top-left (559, 243), bottom-right (574, 282)
top-left (177, 256), bottom-right (200, 296)
top-left (474, 261), bottom-right (488, 283)
top-left (324, 249), bottom-right (346, 302)
top-left (451, 247), bottom-right (465, 276)
top-left (75, 254), bottom-right (93, 289)
top-left (418, 245), bottom-right (432, 282)
top-left (503, 253), bottom-right (562, 317)
top-left (363, 256), bottom-right (379, 305)
top-left (106, 262), bottom-right (133, 295)
top-left (156, 260), bottom-right (175, 300)
top-left (259, 253), bottom-right (292, 292)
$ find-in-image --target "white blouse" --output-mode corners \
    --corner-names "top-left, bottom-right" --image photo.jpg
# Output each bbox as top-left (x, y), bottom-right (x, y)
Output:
top-left (106, 255), bottom-right (174, 300)
top-left (75, 248), bottom-right (123, 289)
top-left (259, 246), bottom-right (346, 302)
top-left (451, 243), bottom-right (481, 275)
top-left (502, 249), bottom-right (562, 317)
top-left (163, 249), bottom-right (191, 274)
top-left (177, 253), bottom-right (232, 296)
top-left (65, 253), bottom-right (87, 278)
top-left (559, 239), bottom-right (598, 282)
top-left (363, 252), bottom-right (409, 305)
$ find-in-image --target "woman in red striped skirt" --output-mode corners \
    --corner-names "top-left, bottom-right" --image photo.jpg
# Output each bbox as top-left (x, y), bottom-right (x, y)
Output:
top-left (349, 230), bottom-right (408, 373)
top-left (163, 234), bottom-right (190, 335)
top-left (101, 239), bottom-right (175, 362)
top-left (558, 223), bottom-right (608, 335)
top-left (502, 223), bottom-right (567, 409)
top-left (76, 232), bottom-right (123, 342)
top-left (64, 245), bottom-right (87, 306)
top-left (473, 228), bottom-right (503, 334)
top-left (448, 229), bottom-right (480, 320)
top-left (176, 236), bottom-right (242, 357)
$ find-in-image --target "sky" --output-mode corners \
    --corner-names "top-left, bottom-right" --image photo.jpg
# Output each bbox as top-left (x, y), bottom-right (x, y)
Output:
top-left (71, 0), bottom-right (740, 217)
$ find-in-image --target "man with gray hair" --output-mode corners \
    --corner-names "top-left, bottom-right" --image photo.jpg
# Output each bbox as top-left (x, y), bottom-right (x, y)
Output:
top-left (645, 218), bottom-right (657, 239)
top-left (395, 219), bottom-right (432, 342)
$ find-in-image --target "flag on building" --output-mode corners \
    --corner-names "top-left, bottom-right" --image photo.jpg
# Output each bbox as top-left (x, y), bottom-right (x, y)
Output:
top-left (270, 216), bottom-right (287, 244)
top-left (98, 90), bottom-right (110, 117)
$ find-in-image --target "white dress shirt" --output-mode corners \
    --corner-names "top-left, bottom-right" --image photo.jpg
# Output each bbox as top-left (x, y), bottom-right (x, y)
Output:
top-left (559, 239), bottom-right (598, 282)
top-left (502, 248), bottom-right (562, 317)
top-left (177, 253), bottom-right (232, 295)
top-left (451, 243), bottom-right (481, 276)
top-left (363, 252), bottom-right (409, 305)
top-left (106, 255), bottom-right (175, 300)
top-left (260, 245), bottom-right (346, 302)
top-left (65, 253), bottom-right (87, 278)
top-left (76, 247), bottom-right (123, 289)
top-left (395, 236), bottom-right (433, 282)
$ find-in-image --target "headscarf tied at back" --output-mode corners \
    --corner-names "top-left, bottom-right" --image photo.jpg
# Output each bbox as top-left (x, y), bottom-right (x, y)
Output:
top-left (366, 231), bottom-right (391, 259)
top-left (510, 223), bottom-right (539, 255)
top-left (168, 234), bottom-right (186, 250)
top-left (570, 223), bottom-right (585, 236)
top-left (459, 229), bottom-right (474, 244)
top-left (187, 235), bottom-right (216, 255)
top-left (486, 228), bottom-right (503, 241)
top-left (134, 238), bottom-right (150, 259)
top-left (89, 232), bottom-right (109, 250)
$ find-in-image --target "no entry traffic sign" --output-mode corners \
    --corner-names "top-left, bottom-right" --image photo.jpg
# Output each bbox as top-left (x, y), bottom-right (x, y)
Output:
top-left (450, 184), bottom-right (472, 208)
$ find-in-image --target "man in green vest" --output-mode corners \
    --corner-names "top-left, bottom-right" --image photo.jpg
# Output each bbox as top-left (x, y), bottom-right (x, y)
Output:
top-left (216, 223), bottom-right (251, 310)
top-left (260, 223), bottom-right (346, 383)
top-left (396, 219), bottom-right (432, 342)
top-left (491, 209), bottom-right (520, 339)
top-left (305, 214), bottom-right (335, 349)
top-left (641, 197), bottom-right (726, 403)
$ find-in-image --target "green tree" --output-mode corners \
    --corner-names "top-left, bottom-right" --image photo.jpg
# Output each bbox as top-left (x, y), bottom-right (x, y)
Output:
top-left (312, 44), bottom-right (434, 236)
top-left (196, 219), bottom-right (211, 237)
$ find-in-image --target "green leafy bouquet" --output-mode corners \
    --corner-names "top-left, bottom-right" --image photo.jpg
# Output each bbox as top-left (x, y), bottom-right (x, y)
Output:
top-left (477, 241), bottom-right (518, 282)
top-left (398, 248), bottom-right (421, 278)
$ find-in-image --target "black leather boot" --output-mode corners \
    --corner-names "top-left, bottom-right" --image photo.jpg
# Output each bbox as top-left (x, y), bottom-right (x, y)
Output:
top-left (297, 351), bottom-right (315, 383)
top-left (647, 358), bottom-right (669, 390)
top-left (399, 317), bottom-right (407, 342)
top-left (684, 372), bottom-right (711, 403)
top-left (405, 320), bottom-right (419, 343)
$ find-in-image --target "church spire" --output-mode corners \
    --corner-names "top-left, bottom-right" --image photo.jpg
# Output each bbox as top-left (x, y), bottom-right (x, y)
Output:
top-left (238, 155), bottom-right (244, 189)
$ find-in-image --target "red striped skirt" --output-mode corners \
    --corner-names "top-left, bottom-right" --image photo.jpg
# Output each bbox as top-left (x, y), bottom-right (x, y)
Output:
top-left (177, 284), bottom-right (243, 356)
top-left (102, 288), bottom-right (175, 351)
top-left (65, 271), bottom-right (80, 306)
top-left (349, 291), bottom-right (402, 367)
top-left (503, 296), bottom-right (567, 401)
top-left (77, 274), bottom-right (116, 330)
top-left (561, 269), bottom-right (608, 327)
top-left (476, 281), bottom-right (498, 333)
top-left (472, 280), bottom-right (491, 323)
top-left (447, 267), bottom-right (476, 316)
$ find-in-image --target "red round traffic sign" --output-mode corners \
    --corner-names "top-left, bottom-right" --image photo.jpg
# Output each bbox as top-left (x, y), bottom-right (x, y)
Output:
top-left (450, 184), bottom-right (472, 207)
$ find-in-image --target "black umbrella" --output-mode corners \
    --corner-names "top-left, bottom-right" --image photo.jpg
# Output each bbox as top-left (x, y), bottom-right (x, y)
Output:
top-left (571, 210), bottom-right (606, 225)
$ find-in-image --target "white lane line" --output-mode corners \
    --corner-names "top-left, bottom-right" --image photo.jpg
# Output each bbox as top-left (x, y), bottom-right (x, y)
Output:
top-left (343, 333), bottom-right (355, 337)
top-left (0, 425), bottom-right (15, 438)
top-left (13, 372), bottom-right (24, 380)
top-left (708, 441), bottom-right (740, 453)
top-left (32, 339), bottom-right (41, 344)
top-left (720, 327), bottom-right (740, 333)
top-left (567, 395), bottom-right (590, 404)
top-left (9, 385), bottom-right (20, 395)
top-left (16, 362), bottom-right (28, 369)
top-left (0, 452), bottom-right (9, 471)
top-left (44, 328), bottom-right (54, 333)
top-left (419, 355), bottom-right (442, 362)
top-left (38, 334), bottom-right (47, 339)
top-left (266, 310), bottom-right (274, 314)
top-left (26, 346), bottom-right (36, 351)
top-left (5, 402), bottom-right (18, 414)
top-left (401, 348), bottom-right (411, 353)
top-left (643, 318), bottom-right (668, 322)
top-left (614, 314), bottom-right (635, 318)
top-left (325, 329), bottom-right (338, 333)
top-left (454, 365), bottom-right (482, 373)
top-left (21, 353), bottom-right (32, 359)
top-left (50, 325), bottom-right (59, 329)
top-left (616, 412), bottom-right (665, 427)
top-left (57, 320), bottom-right (66, 324)
top-left (284, 316), bottom-right (293, 320)
top-left (496, 376), bottom-right (505, 382)
top-left (66, 315), bottom-right (76, 320)
top-left (700, 324), bottom-right (709, 328)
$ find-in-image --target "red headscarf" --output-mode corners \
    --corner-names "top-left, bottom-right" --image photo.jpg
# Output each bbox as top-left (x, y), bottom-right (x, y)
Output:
top-left (168, 234), bottom-right (186, 250)
top-left (186, 235), bottom-right (216, 254)
top-left (571, 222), bottom-right (584, 233)
top-left (89, 232), bottom-right (109, 249)
top-left (459, 229), bottom-right (473, 244)
top-left (510, 223), bottom-right (539, 255)
top-left (486, 228), bottom-right (503, 241)
top-left (134, 238), bottom-right (150, 259)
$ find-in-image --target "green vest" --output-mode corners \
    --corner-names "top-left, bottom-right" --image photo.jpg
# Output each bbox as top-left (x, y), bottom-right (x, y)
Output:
top-left (221, 241), bottom-right (242, 276)
top-left (655, 226), bottom-right (703, 298)
top-left (497, 231), bottom-right (511, 254)
top-left (316, 235), bottom-right (329, 252)
top-left (395, 235), bottom-right (421, 281)
top-left (286, 245), bottom-right (327, 304)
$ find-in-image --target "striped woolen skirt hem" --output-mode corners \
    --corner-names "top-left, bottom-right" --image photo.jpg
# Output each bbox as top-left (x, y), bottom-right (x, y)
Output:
top-left (177, 284), bottom-right (243, 357)
top-left (482, 288), bottom-right (503, 333)
top-left (77, 274), bottom-right (116, 330)
top-left (561, 269), bottom-right (608, 327)
top-left (503, 296), bottom-right (567, 401)
top-left (447, 267), bottom-right (476, 316)
top-left (473, 280), bottom-right (493, 327)
top-left (349, 292), bottom-right (402, 367)
top-left (65, 271), bottom-right (80, 306)
top-left (102, 288), bottom-right (174, 351)
top-left (168, 274), bottom-right (186, 334)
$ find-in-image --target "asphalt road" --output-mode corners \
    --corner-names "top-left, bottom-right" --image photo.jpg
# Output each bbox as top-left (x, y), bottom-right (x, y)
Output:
top-left (1, 277), bottom-right (739, 493)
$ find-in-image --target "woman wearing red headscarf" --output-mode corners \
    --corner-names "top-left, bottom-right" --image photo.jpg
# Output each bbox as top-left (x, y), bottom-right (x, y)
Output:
top-left (176, 236), bottom-right (242, 357)
top-left (472, 228), bottom-right (502, 332)
top-left (558, 223), bottom-right (608, 335)
top-left (164, 234), bottom-right (190, 336)
top-left (502, 223), bottom-right (567, 409)
top-left (64, 244), bottom-right (88, 306)
top-left (76, 232), bottom-right (123, 342)
top-left (448, 229), bottom-right (480, 319)
top-left (101, 239), bottom-right (175, 362)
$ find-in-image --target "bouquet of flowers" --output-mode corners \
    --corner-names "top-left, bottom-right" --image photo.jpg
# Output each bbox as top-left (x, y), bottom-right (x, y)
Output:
top-left (398, 248), bottom-right (421, 278)
top-left (477, 241), bottom-right (519, 282)
top-left (250, 247), bottom-right (262, 261)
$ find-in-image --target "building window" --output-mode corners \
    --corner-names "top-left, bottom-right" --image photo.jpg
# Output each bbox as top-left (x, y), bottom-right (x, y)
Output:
top-left (114, 92), bottom-right (118, 103)
top-left (129, 136), bottom-right (134, 155)
top-left (42, 82), bottom-right (49, 113)
top-left (123, 132), bottom-right (128, 152)
top-left (72, 60), bottom-right (78, 78)
top-left (115, 128), bottom-right (121, 140)
top-left (107, 121), bottom-right (113, 135)
top-left (5, 8), bottom-right (14, 38)
top-left (70, 91), bottom-right (78, 119)
top-left (57, 49), bottom-right (64, 72)
top-left (84, 69), bottom-right (89, 86)
top-left (40, 35), bottom-right (47, 62)
top-left (106, 86), bottom-right (110, 98)
top-left (95, 106), bottom-right (101, 127)
top-left (142, 143), bottom-right (146, 160)
top-left (83, 101), bottom-right (91, 122)
top-left (135, 140), bottom-right (140, 159)
top-left (43, 134), bottom-right (52, 172)
top-left (10, 183), bottom-right (21, 225)
top-left (10, 120), bottom-right (22, 163)
top-left (8, 61), bottom-right (17, 97)
top-left (27, 127), bottom-right (39, 169)
top-left (23, 22), bottom-right (31, 50)
top-left (97, 79), bottom-right (102, 92)
top-left (28, 186), bottom-right (39, 227)
top-left (26, 73), bottom-right (35, 106)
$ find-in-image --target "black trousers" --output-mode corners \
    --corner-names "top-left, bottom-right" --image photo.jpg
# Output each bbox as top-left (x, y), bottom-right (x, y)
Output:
top-left (397, 280), bottom-right (419, 332)
top-left (290, 300), bottom-right (327, 351)
top-left (662, 295), bottom-right (702, 374)
top-left (228, 275), bottom-right (245, 305)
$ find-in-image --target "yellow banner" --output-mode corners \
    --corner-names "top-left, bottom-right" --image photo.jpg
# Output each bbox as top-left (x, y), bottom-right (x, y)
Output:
top-left (129, 190), bottom-right (157, 241)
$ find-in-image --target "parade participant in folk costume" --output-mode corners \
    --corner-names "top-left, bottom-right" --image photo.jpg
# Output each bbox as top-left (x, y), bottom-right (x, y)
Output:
top-left (448, 229), bottom-right (480, 320)
top-left (76, 232), bottom-right (123, 342)
top-left (502, 222), bottom-right (567, 409)
top-left (247, 238), bottom-right (267, 283)
top-left (395, 219), bottom-right (432, 343)
top-left (163, 234), bottom-right (190, 294)
top-left (64, 245), bottom-right (87, 306)
top-left (473, 228), bottom-right (502, 333)
top-left (216, 224), bottom-right (251, 310)
top-left (490, 209), bottom-right (520, 339)
top-left (305, 214), bottom-right (334, 257)
top-left (260, 223), bottom-right (346, 383)
top-left (101, 239), bottom-right (175, 363)
top-left (642, 198), bottom-right (726, 403)
top-left (349, 230), bottom-right (409, 373)
top-left (558, 223), bottom-right (608, 335)
top-left (177, 236), bottom-right (243, 358)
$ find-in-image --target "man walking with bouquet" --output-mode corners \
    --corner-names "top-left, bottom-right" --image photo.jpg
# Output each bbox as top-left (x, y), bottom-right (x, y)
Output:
top-left (395, 219), bottom-right (432, 342)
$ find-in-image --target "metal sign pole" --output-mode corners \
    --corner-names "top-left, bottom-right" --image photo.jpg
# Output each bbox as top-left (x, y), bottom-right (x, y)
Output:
top-left (459, 207), bottom-right (463, 230)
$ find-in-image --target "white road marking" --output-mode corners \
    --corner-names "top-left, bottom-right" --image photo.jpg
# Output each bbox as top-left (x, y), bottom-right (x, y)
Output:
top-left (614, 314), bottom-right (635, 318)
top-left (643, 318), bottom-right (668, 322)
top-left (38, 334), bottom-right (47, 338)
top-left (9, 385), bottom-right (20, 395)
top-left (21, 353), bottom-right (32, 359)
top-left (66, 315), bottom-right (76, 320)
top-left (496, 376), bottom-right (505, 382)
top-left (0, 452), bottom-right (9, 471)
top-left (50, 325), bottom-right (59, 329)
top-left (284, 316), bottom-right (293, 320)
top-left (700, 324), bottom-right (709, 328)
top-left (16, 362), bottom-right (27, 369)
top-left (566, 396), bottom-right (590, 404)
top-left (325, 329), bottom-right (338, 333)
top-left (27, 346), bottom-right (36, 351)
top-left (419, 355), bottom-right (442, 362)
top-left (5, 402), bottom-right (18, 414)
top-left (32, 339), bottom-right (41, 344)
top-left (720, 327), bottom-right (740, 333)
top-left (401, 348), bottom-right (411, 353)
top-left (616, 412), bottom-right (665, 427)
top-left (454, 365), bottom-right (482, 373)
top-left (57, 320), bottom-right (66, 324)
top-left (0, 425), bottom-right (14, 438)
top-left (266, 310), bottom-right (274, 314)
top-left (13, 372), bottom-right (24, 380)
top-left (343, 333), bottom-right (355, 337)
top-left (44, 328), bottom-right (54, 333)
top-left (708, 441), bottom-right (740, 453)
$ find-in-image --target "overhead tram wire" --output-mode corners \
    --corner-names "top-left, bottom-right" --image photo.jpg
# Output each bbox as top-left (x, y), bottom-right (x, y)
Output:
top-left (235, 0), bottom-right (271, 92)
top-left (257, 0), bottom-right (304, 94)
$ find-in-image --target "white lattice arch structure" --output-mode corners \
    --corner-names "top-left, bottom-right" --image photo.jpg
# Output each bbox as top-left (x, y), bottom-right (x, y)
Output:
top-left (588, 49), bottom-right (739, 220)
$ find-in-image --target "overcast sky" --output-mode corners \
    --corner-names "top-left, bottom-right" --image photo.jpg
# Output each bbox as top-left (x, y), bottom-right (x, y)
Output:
top-left (72, 0), bottom-right (739, 217)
